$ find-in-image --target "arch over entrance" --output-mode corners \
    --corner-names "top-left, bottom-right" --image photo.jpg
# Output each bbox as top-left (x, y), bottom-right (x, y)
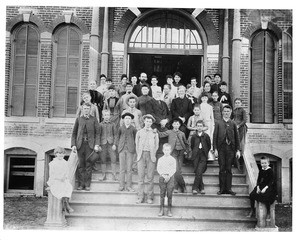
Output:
top-left (123, 9), bottom-right (208, 86)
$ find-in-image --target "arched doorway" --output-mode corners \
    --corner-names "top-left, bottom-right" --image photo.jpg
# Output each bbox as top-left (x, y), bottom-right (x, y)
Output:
top-left (125, 10), bottom-right (207, 86)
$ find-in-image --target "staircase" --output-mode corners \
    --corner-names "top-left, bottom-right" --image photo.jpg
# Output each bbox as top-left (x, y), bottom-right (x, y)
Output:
top-left (66, 161), bottom-right (256, 231)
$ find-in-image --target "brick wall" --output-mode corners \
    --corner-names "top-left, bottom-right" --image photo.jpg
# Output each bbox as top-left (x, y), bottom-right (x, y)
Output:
top-left (247, 125), bottom-right (292, 145)
top-left (5, 121), bottom-right (74, 138)
top-left (6, 6), bottom-right (93, 31)
top-left (38, 41), bottom-right (52, 117)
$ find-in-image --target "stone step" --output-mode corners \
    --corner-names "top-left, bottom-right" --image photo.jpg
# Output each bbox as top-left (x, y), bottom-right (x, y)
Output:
top-left (91, 171), bottom-right (246, 184)
top-left (94, 162), bottom-right (243, 174)
top-left (69, 202), bottom-right (251, 219)
top-left (78, 180), bottom-right (249, 194)
top-left (71, 191), bottom-right (250, 207)
top-left (65, 214), bottom-right (256, 231)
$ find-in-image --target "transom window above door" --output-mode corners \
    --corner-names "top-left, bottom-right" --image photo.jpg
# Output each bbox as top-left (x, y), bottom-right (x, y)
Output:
top-left (129, 11), bottom-right (203, 55)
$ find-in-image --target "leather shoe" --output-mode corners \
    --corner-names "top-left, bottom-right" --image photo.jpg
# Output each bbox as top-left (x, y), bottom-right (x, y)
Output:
top-left (227, 190), bottom-right (236, 195)
top-left (173, 189), bottom-right (178, 193)
top-left (192, 190), bottom-right (198, 195)
top-left (85, 187), bottom-right (90, 191)
top-left (136, 199), bottom-right (143, 204)
top-left (77, 186), bottom-right (84, 190)
top-left (200, 190), bottom-right (206, 195)
top-left (118, 187), bottom-right (125, 191)
top-left (147, 199), bottom-right (153, 204)
top-left (217, 191), bottom-right (224, 195)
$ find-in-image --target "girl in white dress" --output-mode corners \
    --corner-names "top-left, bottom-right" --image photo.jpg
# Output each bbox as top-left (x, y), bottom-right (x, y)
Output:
top-left (47, 147), bottom-right (74, 213)
top-left (199, 93), bottom-right (215, 160)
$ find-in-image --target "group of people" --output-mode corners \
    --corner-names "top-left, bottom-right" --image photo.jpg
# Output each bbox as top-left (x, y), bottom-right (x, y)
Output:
top-left (47, 71), bottom-right (277, 219)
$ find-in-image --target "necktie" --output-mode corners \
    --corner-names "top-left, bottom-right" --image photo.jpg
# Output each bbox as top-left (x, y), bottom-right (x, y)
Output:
top-left (198, 134), bottom-right (202, 149)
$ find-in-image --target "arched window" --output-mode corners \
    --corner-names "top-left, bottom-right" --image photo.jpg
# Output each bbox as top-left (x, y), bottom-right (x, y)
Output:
top-left (250, 30), bottom-right (276, 123)
top-left (10, 23), bottom-right (39, 116)
top-left (129, 11), bottom-right (203, 55)
top-left (282, 32), bottom-right (292, 122)
top-left (52, 24), bottom-right (81, 117)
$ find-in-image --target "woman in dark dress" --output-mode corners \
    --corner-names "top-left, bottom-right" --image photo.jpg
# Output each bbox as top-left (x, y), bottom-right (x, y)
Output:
top-left (248, 156), bottom-right (277, 217)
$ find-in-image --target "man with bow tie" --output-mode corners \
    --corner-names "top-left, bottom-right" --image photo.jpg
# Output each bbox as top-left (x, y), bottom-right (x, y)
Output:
top-left (213, 105), bottom-right (240, 195)
top-left (71, 102), bottom-right (100, 191)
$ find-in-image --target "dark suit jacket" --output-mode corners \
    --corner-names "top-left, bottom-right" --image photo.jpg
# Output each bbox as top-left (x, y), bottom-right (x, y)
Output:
top-left (137, 95), bottom-right (161, 123)
top-left (116, 125), bottom-right (137, 153)
top-left (71, 115), bottom-right (100, 149)
top-left (170, 96), bottom-right (193, 124)
top-left (132, 82), bottom-right (152, 97)
top-left (158, 129), bottom-right (189, 152)
top-left (190, 132), bottom-right (211, 160)
top-left (156, 100), bottom-right (171, 122)
top-left (99, 121), bottom-right (117, 145)
top-left (213, 118), bottom-right (240, 152)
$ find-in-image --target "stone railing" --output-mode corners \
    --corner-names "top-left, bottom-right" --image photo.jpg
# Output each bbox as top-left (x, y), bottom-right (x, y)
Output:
top-left (44, 151), bottom-right (78, 228)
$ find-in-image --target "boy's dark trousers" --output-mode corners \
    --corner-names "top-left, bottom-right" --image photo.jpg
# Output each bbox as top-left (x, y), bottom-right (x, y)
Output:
top-left (99, 143), bottom-right (117, 175)
top-left (192, 150), bottom-right (207, 191)
top-left (119, 148), bottom-right (134, 188)
top-left (159, 176), bottom-right (174, 210)
top-left (171, 149), bottom-right (186, 191)
top-left (77, 141), bottom-right (96, 188)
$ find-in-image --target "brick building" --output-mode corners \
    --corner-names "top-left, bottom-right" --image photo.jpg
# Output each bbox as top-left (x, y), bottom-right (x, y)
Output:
top-left (4, 7), bottom-right (292, 203)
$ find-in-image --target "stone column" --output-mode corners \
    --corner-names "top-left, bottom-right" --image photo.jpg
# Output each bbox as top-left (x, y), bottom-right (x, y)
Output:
top-left (222, 9), bottom-right (230, 83)
top-left (100, 7), bottom-right (109, 76)
top-left (231, 9), bottom-right (241, 100)
top-left (89, 7), bottom-right (101, 83)
top-left (44, 190), bottom-right (67, 228)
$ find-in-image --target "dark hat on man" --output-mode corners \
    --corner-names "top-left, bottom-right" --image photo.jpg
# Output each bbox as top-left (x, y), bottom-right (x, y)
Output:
top-left (121, 112), bottom-right (134, 119)
top-left (171, 117), bottom-right (183, 126)
top-left (142, 114), bottom-right (155, 122)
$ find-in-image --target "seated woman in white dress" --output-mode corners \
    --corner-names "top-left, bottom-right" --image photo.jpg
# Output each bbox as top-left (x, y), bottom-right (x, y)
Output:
top-left (47, 146), bottom-right (74, 213)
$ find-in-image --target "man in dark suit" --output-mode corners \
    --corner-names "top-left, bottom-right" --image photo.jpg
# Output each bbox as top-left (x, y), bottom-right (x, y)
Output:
top-left (136, 84), bottom-right (161, 124)
top-left (170, 85), bottom-right (193, 138)
top-left (132, 72), bottom-right (152, 97)
top-left (213, 105), bottom-right (241, 195)
top-left (71, 102), bottom-right (100, 191)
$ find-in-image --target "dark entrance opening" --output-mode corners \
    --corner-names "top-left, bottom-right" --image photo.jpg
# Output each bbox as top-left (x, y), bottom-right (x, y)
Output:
top-left (129, 54), bottom-right (201, 87)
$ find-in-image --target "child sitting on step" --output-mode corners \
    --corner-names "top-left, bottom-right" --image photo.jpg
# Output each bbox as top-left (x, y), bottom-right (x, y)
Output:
top-left (247, 156), bottom-right (277, 218)
top-left (157, 143), bottom-right (176, 217)
top-left (47, 146), bottom-right (74, 213)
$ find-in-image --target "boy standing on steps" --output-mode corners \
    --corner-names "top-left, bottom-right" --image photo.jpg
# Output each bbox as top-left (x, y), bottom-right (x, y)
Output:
top-left (157, 143), bottom-right (176, 217)
top-left (156, 118), bottom-right (189, 193)
top-left (190, 120), bottom-right (211, 195)
top-left (98, 110), bottom-right (118, 181)
top-left (135, 114), bottom-right (159, 204)
top-left (116, 112), bottom-right (137, 192)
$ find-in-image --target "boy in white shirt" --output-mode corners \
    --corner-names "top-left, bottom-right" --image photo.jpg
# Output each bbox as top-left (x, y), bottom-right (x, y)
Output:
top-left (157, 143), bottom-right (177, 217)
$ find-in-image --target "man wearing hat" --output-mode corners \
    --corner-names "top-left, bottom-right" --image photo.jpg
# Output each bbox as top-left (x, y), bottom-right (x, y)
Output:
top-left (120, 96), bottom-right (142, 130)
top-left (116, 112), bottom-right (137, 192)
top-left (71, 102), bottom-right (100, 191)
top-left (135, 114), bottom-right (159, 204)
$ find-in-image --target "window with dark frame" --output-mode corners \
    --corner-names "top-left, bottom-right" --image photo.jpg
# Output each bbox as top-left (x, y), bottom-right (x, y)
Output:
top-left (52, 24), bottom-right (81, 117)
top-left (10, 23), bottom-right (39, 116)
top-left (250, 30), bottom-right (275, 124)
